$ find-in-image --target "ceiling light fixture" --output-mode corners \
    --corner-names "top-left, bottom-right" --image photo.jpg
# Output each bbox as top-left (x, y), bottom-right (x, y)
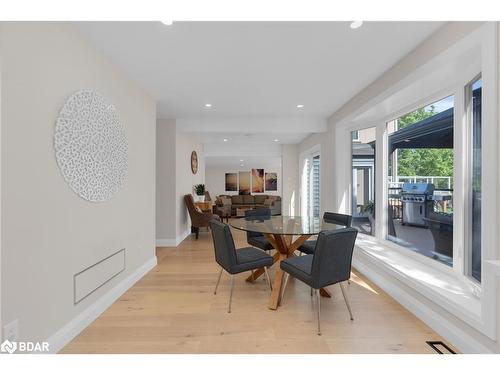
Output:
top-left (350, 21), bottom-right (363, 29)
top-left (223, 138), bottom-right (228, 142)
top-left (204, 103), bottom-right (213, 108)
top-left (161, 20), bottom-right (173, 26)
top-left (296, 104), bottom-right (305, 109)
top-left (274, 139), bottom-right (279, 142)
top-left (240, 164), bottom-right (244, 167)
top-left (240, 159), bottom-right (244, 162)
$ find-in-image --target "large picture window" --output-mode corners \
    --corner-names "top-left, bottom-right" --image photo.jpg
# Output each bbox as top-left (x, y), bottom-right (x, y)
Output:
top-left (386, 95), bottom-right (454, 266)
top-left (351, 127), bottom-right (376, 235)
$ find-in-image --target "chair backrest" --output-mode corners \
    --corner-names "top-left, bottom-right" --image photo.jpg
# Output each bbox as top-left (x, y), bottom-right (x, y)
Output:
top-left (245, 208), bottom-right (271, 239)
top-left (311, 228), bottom-right (358, 288)
top-left (184, 194), bottom-right (198, 218)
top-left (209, 219), bottom-right (238, 272)
top-left (323, 212), bottom-right (352, 227)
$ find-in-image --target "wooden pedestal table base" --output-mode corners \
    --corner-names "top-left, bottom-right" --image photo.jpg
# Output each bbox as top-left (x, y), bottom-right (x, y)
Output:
top-left (245, 233), bottom-right (332, 310)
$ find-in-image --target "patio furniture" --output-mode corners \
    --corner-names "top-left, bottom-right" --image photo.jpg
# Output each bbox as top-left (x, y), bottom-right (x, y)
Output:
top-left (280, 228), bottom-right (358, 335)
top-left (423, 211), bottom-right (453, 258)
top-left (184, 194), bottom-right (220, 239)
top-left (229, 215), bottom-right (346, 310)
top-left (298, 212), bottom-right (352, 255)
top-left (244, 208), bottom-right (275, 256)
top-left (209, 220), bottom-right (273, 313)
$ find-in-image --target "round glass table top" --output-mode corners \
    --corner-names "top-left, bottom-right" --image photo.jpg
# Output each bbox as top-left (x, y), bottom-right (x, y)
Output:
top-left (230, 215), bottom-right (345, 236)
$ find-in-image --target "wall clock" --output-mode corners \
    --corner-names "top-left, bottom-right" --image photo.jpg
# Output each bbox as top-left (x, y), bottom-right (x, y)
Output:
top-left (191, 151), bottom-right (198, 174)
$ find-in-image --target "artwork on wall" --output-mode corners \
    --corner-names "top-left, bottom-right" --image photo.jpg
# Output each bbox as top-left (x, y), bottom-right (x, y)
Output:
top-left (191, 151), bottom-right (198, 174)
top-left (238, 171), bottom-right (251, 195)
top-left (225, 173), bottom-right (238, 191)
top-left (265, 172), bottom-right (278, 191)
top-left (54, 90), bottom-right (128, 202)
top-left (251, 168), bottom-right (265, 193)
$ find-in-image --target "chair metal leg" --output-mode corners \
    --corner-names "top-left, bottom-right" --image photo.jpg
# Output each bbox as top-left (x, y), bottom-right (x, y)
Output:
top-left (228, 274), bottom-right (235, 313)
top-left (279, 273), bottom-right (290, 305)
top-left (214, 267), bottom-right (223, 295)
top-left (310, 287), bottom-right (313, 296)
top-left (264, 266), bottom-right (273, 292)
top-left (339, 282), bottom-right (354, 320)
top-left (316, 289), bottom-right (321, 336)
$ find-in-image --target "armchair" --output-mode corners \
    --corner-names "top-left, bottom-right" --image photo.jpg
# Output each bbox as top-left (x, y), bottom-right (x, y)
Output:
top-left (184, 194), bottom-right (220, 239)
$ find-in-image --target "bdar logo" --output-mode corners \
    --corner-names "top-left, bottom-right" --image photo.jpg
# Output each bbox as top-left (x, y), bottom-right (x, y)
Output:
top-left (1, 340), bottom-right (17, 354)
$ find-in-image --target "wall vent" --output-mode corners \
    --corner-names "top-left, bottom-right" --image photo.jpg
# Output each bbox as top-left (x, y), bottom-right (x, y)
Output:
top-left (74, 248), bottom-right (126, 304)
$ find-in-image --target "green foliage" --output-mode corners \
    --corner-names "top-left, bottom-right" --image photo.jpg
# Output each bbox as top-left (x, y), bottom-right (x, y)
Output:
top-left (360, 200), bottom-right (375, 215)
top-left (194, 184), bottom-right (206, 195)
top-left (395, 105), bottom-right (453, 188)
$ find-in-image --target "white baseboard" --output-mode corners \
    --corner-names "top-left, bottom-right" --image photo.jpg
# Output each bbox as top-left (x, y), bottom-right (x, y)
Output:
top-left (47, 256), bottom-right (157, 353)
top-left (156, 229), bottom-right (191, 247)
top-left (353, 255), bottom-right (494, 354)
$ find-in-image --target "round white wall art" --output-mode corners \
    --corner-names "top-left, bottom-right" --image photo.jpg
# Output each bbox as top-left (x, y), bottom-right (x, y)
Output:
top-left (54, 90), bottom-right (128, 202)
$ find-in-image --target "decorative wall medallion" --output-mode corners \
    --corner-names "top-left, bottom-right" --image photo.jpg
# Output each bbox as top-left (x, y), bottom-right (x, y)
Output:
top-left (191, 151), bottom-right (198, 174)
top-left (54, 90), bottom-right (128, 202)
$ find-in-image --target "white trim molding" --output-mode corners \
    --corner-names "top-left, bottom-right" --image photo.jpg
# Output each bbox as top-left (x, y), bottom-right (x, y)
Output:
top-left (46, 256), bottom-right (157, 353)
top-left (156, 229), bottom-right (191, 247)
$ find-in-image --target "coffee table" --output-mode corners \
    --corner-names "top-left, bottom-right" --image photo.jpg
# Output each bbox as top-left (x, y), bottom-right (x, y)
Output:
top-left (235, 206), bottom-right (254, 217)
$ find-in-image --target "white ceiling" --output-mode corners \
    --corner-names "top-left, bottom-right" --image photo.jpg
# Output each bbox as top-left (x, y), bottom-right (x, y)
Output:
top-left (75, 21), bottom-right (444, 166)
top-left (205, 156), bottom-right (282, 168)
top-left (76, 21), bottom-right (444, 120)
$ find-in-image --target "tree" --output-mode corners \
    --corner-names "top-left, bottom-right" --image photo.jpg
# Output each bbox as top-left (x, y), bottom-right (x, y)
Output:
top-left (395, 105), bottom-right (453, 189)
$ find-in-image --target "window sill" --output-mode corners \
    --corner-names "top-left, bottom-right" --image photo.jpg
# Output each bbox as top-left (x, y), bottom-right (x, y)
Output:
top-left (353, 234), bottom-right (484, 332)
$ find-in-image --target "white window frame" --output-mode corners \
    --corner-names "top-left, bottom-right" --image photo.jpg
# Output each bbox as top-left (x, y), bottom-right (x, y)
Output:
top-left (299, 145), bottom-right (321, 218)
top-left (333, 23), bottom-right (497, 339)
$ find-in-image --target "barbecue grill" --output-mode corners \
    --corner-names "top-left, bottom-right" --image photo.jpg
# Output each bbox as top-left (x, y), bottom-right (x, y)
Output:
top-left (401, 182), bottom-right (435, 227)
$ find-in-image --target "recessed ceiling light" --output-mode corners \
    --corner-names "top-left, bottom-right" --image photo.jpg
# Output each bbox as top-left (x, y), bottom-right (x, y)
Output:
top-left (240, 159), bottom-right (244, 162)
top-left (240, 164), bottom-right (244, 167)
top-left (350, 21), bottom-right (363, 29)
top-left (204, 103), bottom-right (213, 108)
top-left (223, 138), bottom-right (228, 142)
top-left (296, 104), bottom-right (305, 109)
top-left (274, 139), bottom-right (279, 142)
top-left (161, 20), bottom-right (173, 26)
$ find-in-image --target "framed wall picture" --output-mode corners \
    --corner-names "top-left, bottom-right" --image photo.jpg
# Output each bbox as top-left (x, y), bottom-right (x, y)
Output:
top-left (191, 151), bottom-right (198, 174)
top-left (251, 168), bottom-right (264, 193)
top-left (225, 173), bottom-right (238, 191)
top-left (238, 171), bottom-right (251, 195)
top-left (265, 172), bottom-right (278, 191)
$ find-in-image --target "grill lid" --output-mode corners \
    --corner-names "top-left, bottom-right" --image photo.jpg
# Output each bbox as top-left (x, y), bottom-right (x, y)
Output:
top-left (401, 182), bottom-right (435, 195)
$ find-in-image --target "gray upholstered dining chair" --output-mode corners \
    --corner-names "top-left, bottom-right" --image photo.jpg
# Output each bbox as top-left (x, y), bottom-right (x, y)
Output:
top-left (244, 208), bottom-right (275, 254)
top-left (297, 212), bottom-right (352, 255)
top-left (209, 219), bottom-right (273, 313)
top-left (280, 228), bottom-right (358, 335)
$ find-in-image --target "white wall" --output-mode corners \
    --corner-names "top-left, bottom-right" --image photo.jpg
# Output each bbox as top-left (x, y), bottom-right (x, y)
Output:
top-left (156, 119), bottom-right (176, 241)
top-left (205, 162), bottom-right (282, 198)
top-left (281, 144), bottom-right (299, 216)
top-left (175, 131), bottom-right (205, 239)
top-left (0, 23), bottom-right (156, 347)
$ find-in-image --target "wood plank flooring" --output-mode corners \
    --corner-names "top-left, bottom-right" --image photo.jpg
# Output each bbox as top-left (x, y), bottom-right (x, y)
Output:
top-left (62, 222), bottom-right (453, 354)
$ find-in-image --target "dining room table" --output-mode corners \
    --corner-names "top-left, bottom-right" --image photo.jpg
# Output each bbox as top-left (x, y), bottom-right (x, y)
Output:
top-left (230, 215), bottom-right (345, 310)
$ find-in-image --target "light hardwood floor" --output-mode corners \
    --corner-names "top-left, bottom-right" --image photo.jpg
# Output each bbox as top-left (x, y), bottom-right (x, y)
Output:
top-left (62, 222), bottom-right (454, 354)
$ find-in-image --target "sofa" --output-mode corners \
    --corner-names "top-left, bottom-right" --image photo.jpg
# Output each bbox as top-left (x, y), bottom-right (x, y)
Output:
top-left (216, 194), bottom-right (282, 216)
